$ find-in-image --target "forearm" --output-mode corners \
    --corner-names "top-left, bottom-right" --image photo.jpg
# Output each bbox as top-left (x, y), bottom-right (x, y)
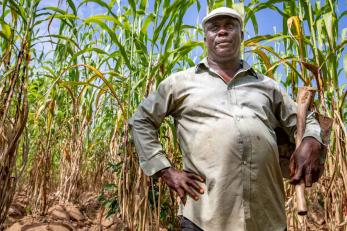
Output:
top-left (274, 86), bottom-right (322, 145)
top-left (130, 75), bottom-right (178, 176)
top-left (301, 111), bottom-right (323, 144)
top-left (131, 113), bottom-right (171, 176)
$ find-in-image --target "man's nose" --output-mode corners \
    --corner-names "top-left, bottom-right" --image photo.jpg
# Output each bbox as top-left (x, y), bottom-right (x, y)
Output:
top-left (217, 27), bottom-right (228, 36)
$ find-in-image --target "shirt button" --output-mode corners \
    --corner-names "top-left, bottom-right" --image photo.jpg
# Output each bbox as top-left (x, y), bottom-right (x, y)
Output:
top-left (236, 117), bottom-right (240, 121)
top-left (242, 161), bottom-right (247, 165)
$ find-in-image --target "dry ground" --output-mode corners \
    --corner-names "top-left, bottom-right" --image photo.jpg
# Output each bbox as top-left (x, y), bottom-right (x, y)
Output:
top-left (4, 191), bottom-right (124, 231)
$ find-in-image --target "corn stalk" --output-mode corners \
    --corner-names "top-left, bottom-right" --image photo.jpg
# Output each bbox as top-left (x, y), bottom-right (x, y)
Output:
top-left (2, 1), bottom-right (345, 231)
top-left (0, 0), bottom-right (40, 227)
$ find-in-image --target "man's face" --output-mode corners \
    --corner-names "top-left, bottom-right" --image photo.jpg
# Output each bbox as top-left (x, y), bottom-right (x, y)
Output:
top-left (204, 16), bottom-right (243, 63)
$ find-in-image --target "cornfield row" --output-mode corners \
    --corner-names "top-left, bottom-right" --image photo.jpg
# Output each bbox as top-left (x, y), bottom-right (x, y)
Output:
top-left (0, 0), bottom-right (346, 230)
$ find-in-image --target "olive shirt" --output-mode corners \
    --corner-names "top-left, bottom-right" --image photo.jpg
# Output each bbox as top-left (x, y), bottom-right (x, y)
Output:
top-left (129, 58), bottom-right (322, 231)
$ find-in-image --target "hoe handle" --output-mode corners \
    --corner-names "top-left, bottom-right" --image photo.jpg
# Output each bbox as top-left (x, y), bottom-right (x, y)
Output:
top-left (295, 86), bottom-right (316, 216)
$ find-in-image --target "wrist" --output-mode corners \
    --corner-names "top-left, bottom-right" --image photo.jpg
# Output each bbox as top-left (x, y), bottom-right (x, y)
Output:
top-left (156, 167), bottom-right (171, 178)
top-left (303, 136), bottom-right (322, 150)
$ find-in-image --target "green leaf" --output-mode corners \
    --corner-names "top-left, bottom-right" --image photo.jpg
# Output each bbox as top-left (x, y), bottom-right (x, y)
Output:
top-left (8, 0), bottom-right (26, 24)
top-left (244, 34), bottom-right (290, 46)
top-left (44, 6), bottom-right (68, 15)
top-left (140, 0), bottom-right (147, 11)
top-left (66, 0), bottom-right (77, 15)
top-left (233, 2), bottom-right (245, 23)
top-left (128, 0), bottom-right (136, 13)
top-left (323, 12), bottom-right (336, 49)
top-left (251, 48), bottom-right (273, 78)
top-left (50, 13), bottom-right (78, 20)
top-left (71, 47), bottom-right (109, 61)
top-left (247, 9), bottom-right (258, 35)
top-left (82, 19), bottom-right (132, 70)
top-left (0, 21), bottom-right (11, 40)
top-left (338, 9), bottom-right (347, 21)
top-left (84, 14), bottom-right (121, 26)
top-left (342, 28), bottom-right (347, 41)
top-left (36, 34), bottom-right (80, 49)
top-left (104, 183), bottom-right (116, 190)
top-left (78, 0), bottom-right (117, 18)
top-left (141, 13), bottom-right (155, 34)
top-left (344, 54), bottom-right (347, 78)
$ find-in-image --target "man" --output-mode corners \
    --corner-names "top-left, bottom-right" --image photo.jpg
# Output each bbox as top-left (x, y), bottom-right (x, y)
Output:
top-left (130, 7), bottom-right (323, 231)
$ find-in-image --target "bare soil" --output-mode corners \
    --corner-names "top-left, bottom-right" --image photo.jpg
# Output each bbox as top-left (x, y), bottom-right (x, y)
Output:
top-left (4, 191), bottom-right (124, 231)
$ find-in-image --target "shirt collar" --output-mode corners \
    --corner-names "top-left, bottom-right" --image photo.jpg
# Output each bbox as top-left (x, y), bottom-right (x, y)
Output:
top-left (195, 57), bottom-right (258, 79)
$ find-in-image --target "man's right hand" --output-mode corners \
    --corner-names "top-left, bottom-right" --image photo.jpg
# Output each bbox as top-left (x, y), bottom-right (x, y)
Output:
top-left (157, 167), bottom-right (205, 204)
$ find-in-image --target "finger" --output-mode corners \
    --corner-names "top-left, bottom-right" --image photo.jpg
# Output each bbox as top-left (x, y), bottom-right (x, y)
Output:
top-left (182, 184), bottom-right (199, 201)
top-left (311, 160), bottom-right (324, 183)
top-left (305, 173), bottom-right (312, 187)
top-left (176, 187), bottom-right (185, 199)
top-left (289, 154), bottom-right (297, 178)
top-left (310, 167), bottom-right (321, 184)
top-left (305, 165), bottom-right (312, 187)
top-left (177, 188), bottom-right (186, 205)
top-left (290, 165), bottom-right (303, 185)
top-left (186, 172), bottom-right (205, 182)
top-left (187, 180), bottom-right (204, 194)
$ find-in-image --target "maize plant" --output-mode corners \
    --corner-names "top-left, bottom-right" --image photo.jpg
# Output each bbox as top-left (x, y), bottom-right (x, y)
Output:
top-left (0, 0), bottom-right (346, 230)
top-left (0, 0), bottom-right (42, 227)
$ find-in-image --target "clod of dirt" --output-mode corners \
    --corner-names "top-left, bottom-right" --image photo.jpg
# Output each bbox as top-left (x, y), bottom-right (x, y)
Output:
top-left (65, 206), bottom-right (85, 221)
top-left (89, 225), bottom-right (102, 231)
top-left (308, 203), bottom-right (325, 225)
top-left (31, 223), bottom-right (73, 231)
top-left (6, 222), bottom-right (74, 231)
top-left (78, 193), bottom-right (100, 221)
top-left (8, 207), bottom-right (23, 219)
top-left (106, 223), bottom-right (121, 230)
top-left (101, 216), bottom-right (122, 228)
top-left (48, 205), bottom-right (70, 220)
top-left (5, 222), bottom-right (22, 231)
top-left (8, 202), bottom-right (27, 219)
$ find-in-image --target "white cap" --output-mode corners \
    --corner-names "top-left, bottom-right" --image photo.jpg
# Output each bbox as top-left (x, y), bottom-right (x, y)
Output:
top-left (202, 7), bottom-right (243, 28)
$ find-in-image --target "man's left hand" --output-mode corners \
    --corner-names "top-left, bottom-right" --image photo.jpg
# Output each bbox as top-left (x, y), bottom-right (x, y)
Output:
top-left (289, 137), bottom-right (323, 187)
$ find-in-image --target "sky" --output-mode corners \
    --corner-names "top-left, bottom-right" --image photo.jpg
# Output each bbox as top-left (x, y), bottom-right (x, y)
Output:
top-left (36, 0), bottom-right (347, 86)
top-left (181, 0), bottom-right (347, 85)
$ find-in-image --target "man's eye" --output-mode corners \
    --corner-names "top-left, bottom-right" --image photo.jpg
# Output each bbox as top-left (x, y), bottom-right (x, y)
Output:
top-left (207, 25), bottom-right (216, 30)
top-left (227, 25), bottom-right (234, 30)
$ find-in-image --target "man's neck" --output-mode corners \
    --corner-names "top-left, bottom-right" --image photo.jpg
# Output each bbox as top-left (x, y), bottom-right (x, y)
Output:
top-left (207, 57), bottom-right (241, 83)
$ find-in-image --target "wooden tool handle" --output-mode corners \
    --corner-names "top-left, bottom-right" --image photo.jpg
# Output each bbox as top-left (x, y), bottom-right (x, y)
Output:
top-left (295, 180), bottom-right (307, 215)
top-left (295, 86), bottom-right (316, 216)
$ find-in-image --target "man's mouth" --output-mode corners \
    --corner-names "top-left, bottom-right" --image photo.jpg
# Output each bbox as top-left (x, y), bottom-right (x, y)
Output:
top-left (216, 41), bottom-right (232, 47)
top-left (216, 40), bottom-right (232, 45)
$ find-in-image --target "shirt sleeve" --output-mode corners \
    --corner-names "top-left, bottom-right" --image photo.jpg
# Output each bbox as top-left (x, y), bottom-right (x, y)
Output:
top-left (273, 85), bottom-right (322, 144)
top-left (129, 76), bottom-right (176, 176)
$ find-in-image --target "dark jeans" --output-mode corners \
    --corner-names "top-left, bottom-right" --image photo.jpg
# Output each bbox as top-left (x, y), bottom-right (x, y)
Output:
top-left (181, 217), bottom-right (203, 231)
top-left (180, 216), bottom-right (288, 231)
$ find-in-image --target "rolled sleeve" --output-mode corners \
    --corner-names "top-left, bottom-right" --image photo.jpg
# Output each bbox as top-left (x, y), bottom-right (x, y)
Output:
top-left (302, 111), bottom-right (323, 144)
top-left (274, 85), bottom-right (322, 144)
top-left (129, 76), bottom-right (176, 176)
top-left (139, 152), bottom-right (171, 176)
